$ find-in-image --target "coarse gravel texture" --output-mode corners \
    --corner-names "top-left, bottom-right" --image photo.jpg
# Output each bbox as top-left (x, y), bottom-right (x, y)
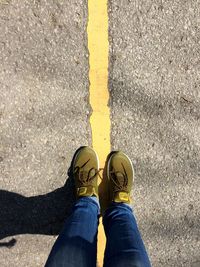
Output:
top-left (0, 0), bottom-right (200, 266)
top-left (108, 0), bottom-right (200, 266)
top-left (0, 0), bottom-right (90, 266)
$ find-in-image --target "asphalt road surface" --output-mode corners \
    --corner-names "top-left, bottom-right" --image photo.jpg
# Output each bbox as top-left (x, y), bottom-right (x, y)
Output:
top-left (0, 0), bottom-right (200, 266)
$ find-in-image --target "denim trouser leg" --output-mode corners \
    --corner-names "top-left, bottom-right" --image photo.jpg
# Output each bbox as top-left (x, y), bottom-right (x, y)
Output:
top-left (45, 197), bottom-right (99, 267)
top-left (103, 203), bottom-right (151, 267)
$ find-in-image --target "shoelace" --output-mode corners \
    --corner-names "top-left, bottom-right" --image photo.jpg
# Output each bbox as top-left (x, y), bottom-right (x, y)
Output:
top-left (73, 159), bottom-right (103, 186)
top-left (110, 162), bottom-right (128, 193)
top-left (74, 167), bottom-right (103, 186)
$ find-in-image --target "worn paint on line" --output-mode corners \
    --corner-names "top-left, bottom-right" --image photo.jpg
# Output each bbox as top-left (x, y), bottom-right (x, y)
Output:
top-left (87, 0), bottom-right (110, 168)
top-left (87, 0), bottom-right (110, 266)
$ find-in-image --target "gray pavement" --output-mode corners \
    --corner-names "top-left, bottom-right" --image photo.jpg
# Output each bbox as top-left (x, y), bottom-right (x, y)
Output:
top-left (109, 0), bottom-right (200, 266)
top-left (0, 0), bottom-right (90, 266)
top-left (0, 0), bottom-right (200, 266)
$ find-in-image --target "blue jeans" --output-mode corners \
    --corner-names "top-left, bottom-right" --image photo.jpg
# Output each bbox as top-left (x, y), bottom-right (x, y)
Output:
top-left (45, 197), bottom-right (151, 267)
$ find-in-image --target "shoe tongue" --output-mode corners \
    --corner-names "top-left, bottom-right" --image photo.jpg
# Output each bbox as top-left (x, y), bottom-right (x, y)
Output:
top-left (114, 172), bottom-right (125, 185)
top-left (116, 172), bottom-right (124, 178)
top-left (80, 168), bottom-right (96, 180)
top-left (88, 168), bottom-right (96, 178)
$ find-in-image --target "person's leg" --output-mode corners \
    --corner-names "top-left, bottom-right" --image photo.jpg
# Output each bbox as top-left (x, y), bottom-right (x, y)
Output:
top-left (101, 151), bottom-right (151, 267)
top-left (103, 202), bottom-right (151, 267)
top-left (45, 146), bottom-right (101, 267)
top-left (45, 196), bottom-right (99, 267)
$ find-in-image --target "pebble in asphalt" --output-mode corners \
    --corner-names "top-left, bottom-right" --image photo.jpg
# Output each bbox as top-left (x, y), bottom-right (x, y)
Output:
top-left (0, 0), bottom-right (200, 266)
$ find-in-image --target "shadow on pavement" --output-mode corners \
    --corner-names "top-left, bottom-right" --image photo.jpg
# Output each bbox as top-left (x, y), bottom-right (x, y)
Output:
top-left (0, 147), bottom-right (87, 248)
top-left (0, 175), bottom-right (75, 248)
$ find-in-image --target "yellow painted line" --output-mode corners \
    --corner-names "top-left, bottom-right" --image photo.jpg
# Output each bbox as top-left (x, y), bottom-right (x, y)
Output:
top-left (87, 0), bottom-right (110, 266)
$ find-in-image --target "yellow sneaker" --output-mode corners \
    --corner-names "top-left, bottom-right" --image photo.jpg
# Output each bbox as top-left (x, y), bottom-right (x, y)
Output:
top-left (107, 151), bottom-right (134, 204)
top-left (71, 146), bottom-right (101, 198)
